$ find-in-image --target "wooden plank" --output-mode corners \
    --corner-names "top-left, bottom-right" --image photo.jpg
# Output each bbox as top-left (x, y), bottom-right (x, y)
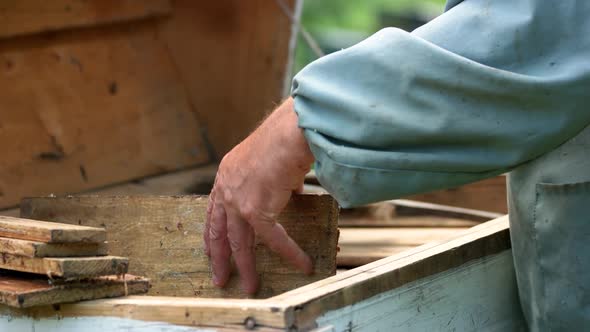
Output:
top-left (0, 255), bottom-right (128, 278)
top-left (157, 0), bottom-right (297, 157)
top-left (316, 251), bottom-right (525, 331)
top-left (0, 216), bottom-right (105, 243)
top-left (0, 237), bottom-right (108, 258)
top-left (272, 216), bottom-right (511, 329)
top-left (0, 296), bottom-right (287, 331)
top-left (407, 175), bottom-right (507, 213)
top-left (0, 0), bottom-right (172, 39)
top-left (0, 273), bottom-right (149, 308)
top-left (0, 20), bottom-right (210, 209)
top-left (21, 194), bottom-right (339, 298)
top-left (0, 316), bottom-right (220, 332)
top-left (337, 227), bottom-right (470, 267)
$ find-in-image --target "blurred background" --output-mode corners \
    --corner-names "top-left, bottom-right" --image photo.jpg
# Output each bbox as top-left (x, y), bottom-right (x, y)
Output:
top-left (294, 0), bottom-right (447, 74)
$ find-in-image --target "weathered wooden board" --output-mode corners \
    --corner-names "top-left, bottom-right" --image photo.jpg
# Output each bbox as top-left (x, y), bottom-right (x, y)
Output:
top-left (0, 296), bottom-right (286, 331)
top-left (21, 194), bottom-right (339, 298)
top-left (337, 227), bottom-right (469, 267)
top-left (316, 251), bottom-right (525, 331)
top-left (0, 273), bottom-right (149, 308)
top-left (157, 0), bottom-right (297, 157)
top-left (407, 175), bottom-right (507, 213)
top-left (0, 216), bottom-right (105, 243)
top-left (0, 254), bottom-right (128, 278)
top-left (0, 20), bottom-right (210, 209)
top-left (0, 237), bottom-right (107, 258)
top-left (274, 217), bottom-right (512, 329)
top-left (0, 0), bottom-right (172, 39)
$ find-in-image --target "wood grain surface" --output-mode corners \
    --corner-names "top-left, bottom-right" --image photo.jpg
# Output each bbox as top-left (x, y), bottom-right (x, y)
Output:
top-left (21, 194), bottom-right (339, 298)
top-left (0, 237), bottom-right (107, 257)
top-left (0, 21), bottom-right (209, 209)
top-left (0, 254), bottom-right (128, 278)
top-left (0, 216), bottom-right (105, 243)
top-left (0, 0), bottom-right (171, 39)
top-left (0, 273), bottom-right (149, 308)
top-left (157, 0), bottom-right (297, 157)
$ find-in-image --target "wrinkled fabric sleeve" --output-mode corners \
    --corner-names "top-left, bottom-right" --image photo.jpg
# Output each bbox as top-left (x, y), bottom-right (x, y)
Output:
top-left (291, 0), bottom-right (590, 207)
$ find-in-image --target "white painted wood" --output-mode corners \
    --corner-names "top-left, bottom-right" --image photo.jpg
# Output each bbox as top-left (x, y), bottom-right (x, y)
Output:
top-left (314, 250), bottom-right (526, 331)
top-left (0, 316), bottom-right (215, 332)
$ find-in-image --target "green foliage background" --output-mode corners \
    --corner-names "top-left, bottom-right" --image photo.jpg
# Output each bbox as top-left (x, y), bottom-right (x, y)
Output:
top-left (294, 0), bottom-right (447, 73)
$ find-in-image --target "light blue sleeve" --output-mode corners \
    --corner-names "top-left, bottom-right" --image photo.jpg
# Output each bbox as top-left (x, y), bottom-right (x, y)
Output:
top-left (291, 0), bottom-right (590, 207)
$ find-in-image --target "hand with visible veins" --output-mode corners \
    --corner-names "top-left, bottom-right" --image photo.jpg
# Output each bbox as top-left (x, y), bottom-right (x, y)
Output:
top-left (204, 97), bottom-right (315, 294)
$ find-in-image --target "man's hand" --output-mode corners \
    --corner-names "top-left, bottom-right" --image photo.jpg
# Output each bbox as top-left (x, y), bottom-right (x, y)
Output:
top-left (204, 97), bottom-right (315, 294)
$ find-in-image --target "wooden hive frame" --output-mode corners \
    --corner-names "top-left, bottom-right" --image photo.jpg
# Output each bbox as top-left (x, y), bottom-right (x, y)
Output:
top-left (0, 216), bottom-right (526, 331)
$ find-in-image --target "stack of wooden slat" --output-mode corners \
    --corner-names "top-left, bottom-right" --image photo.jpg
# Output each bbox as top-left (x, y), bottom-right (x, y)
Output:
top-left (0, 216), bottom-right (149, 308)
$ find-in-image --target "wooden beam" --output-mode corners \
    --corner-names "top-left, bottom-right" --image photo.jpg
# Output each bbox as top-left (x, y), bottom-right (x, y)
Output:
top-left (0, 237), bottom-right (107, 258)
top-left (1, 296), bottom-right (288, 330)
top-left (0, 0), bottom-right (172, 39)
top-left (21, 194), bottom-right (339, 298)
top-left (274, 216), bottom-right (511, 329)
top-left (0, 254), bottom-right (128, 278)
top-left (0, 216), bottom-right (105, 243)
top-left (0, 273), bottom-right (149, 308)
top-left (315, 251), bottom-right (524, 330)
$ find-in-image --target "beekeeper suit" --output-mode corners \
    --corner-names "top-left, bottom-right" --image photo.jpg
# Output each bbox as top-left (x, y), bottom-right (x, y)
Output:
top-left (292, 0), bottom-right (590, 330)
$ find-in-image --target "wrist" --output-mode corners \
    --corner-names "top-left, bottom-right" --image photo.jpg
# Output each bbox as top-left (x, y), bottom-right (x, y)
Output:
top-left (275, 98), bottom-right (314, 174)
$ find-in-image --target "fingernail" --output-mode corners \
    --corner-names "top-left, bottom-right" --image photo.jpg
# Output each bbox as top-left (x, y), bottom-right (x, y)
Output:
top-left (212, 273), bottom-right (219, 286)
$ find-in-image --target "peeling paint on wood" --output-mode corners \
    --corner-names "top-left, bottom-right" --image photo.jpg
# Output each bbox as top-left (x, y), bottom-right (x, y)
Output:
top-left (315, 251), bottom-right (526, 331)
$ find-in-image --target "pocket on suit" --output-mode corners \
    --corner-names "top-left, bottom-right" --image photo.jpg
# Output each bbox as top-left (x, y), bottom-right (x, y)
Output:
top-left (533, 181), bottom-right (590, 328)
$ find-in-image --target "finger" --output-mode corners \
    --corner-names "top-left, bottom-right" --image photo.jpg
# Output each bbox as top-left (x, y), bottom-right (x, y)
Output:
top-left (252, 220), bottom-right (313, 275)
top-left (204, 190), bottom-right (216, 256)
top-left (209, 202), bottom-right (231, 287)
top-left (294, 184), bottom-right (305, 194)
top-left (226, 208), bottom-right (258, 295)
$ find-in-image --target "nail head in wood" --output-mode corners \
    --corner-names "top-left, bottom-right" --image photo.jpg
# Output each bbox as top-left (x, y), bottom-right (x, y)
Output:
top-left (244, 317), bottom-right (256, 330)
